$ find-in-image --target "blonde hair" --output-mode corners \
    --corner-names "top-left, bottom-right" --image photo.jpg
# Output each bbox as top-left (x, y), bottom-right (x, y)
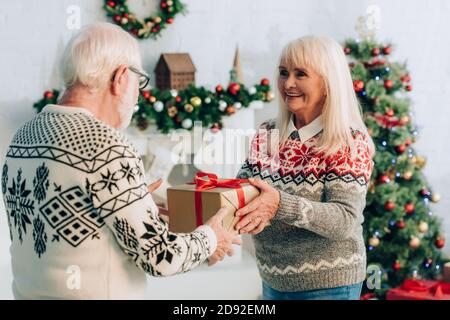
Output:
top-left (60, 22), bottom-right (141, 91)
top-left (275, 35), bottom-right (375, 157)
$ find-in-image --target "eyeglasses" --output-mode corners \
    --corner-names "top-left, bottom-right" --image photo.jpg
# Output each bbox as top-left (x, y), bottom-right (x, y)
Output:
top-left (128, 66), bottom-right (150, 90)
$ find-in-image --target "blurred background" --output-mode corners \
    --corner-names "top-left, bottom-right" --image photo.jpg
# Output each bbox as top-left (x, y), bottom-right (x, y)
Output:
top-left (0, 0), bottom-right (449, 299)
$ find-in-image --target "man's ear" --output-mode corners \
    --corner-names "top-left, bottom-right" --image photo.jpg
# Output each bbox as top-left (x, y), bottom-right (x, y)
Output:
top-left (111, 65), bottom-right (128, 96)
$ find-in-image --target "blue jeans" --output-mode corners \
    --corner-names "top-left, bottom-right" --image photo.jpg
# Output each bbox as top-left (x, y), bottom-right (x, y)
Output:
top-left (262, 282), bottom-right (363, 300)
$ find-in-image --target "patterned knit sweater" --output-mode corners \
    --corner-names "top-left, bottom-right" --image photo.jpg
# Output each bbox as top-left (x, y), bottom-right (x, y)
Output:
top-left (237, 115), bottom-right (374, 292)
top-left (1, 104), bottom-right (216, 299)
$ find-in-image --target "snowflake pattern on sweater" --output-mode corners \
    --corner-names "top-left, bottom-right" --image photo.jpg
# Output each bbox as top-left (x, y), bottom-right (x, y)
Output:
top-left (1, 105), bottom-right (216, 299)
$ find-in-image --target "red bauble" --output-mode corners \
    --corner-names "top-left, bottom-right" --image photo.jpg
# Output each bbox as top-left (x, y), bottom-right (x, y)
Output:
top-left (131, 29), bottom-right (138, 36)
top-left (385, 201), bottom-right (395, 211)
top-left (161, 2), bottom-right (167, 8)
top-left (167, 18), bottom-right (174, 24)
top-left (371, 48), bottom-right (380, 56)
top-left (226, 106), bottom-right (236, 114)
top-left (44, 91), bottom-right (54, 99)
top-left (261, 78), bottom-right (270, 86)
top-left (406, 85), bottom-right (413, 92)
top-left (344, 47), bottom-right (351, 55)
top-left (396, 144), bottom-right (406, 154)
top-left (151, 27), bottom-right (158, 33)
top-left (228, 83), bottom-right (241, 95)
top-left (396, 220), bottom-right (406, 229)
top-left (401, 74), bottom-right (411, 83)
top-left (405, 203), bottom-right (415, 214)
top-left (107, 1), bottom-right (116, 8)
top-left (405, 138), bottom-right (412, 146)
top-left (384, 80), bottom-right (394, 89)
top-left (379, 175), bottom-right (390, 184)
top-left (385, 108), bottom-right (395, 117)
top-left (175, 96), bottom-right (182, 103)
top-left (383, 47), bottom-right (392, 55)
top-left (393, 261), bottom-right (401, 271)
top-left (215, 85), bottom-right (223, 93)
top-left (123, 13), bottom-right (129, 18)
top-left (435, 238), bottom-right (445, 249)
top-left (142, 91), bottom-right (151, 99)
top-left (353, 80), bottom-right (365, 92)
top-left (113, 14), bottom-right (121, 23)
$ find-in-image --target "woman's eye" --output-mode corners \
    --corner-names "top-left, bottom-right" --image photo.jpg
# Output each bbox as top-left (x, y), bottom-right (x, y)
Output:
top-left (279, 70), bottom-right (288, 77)
top-left (295, 71), bottom-right (306, 78)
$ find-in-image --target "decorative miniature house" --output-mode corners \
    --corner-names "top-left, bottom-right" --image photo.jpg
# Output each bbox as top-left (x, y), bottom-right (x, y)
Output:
top-left (154, 53), bottom-right (196, 91)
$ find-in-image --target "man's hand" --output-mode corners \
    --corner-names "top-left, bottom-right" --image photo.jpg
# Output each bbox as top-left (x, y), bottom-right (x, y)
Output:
top-left (205, 207), bottom-right (242, 266)
top-left (235, 178), bottom-right (280, 235)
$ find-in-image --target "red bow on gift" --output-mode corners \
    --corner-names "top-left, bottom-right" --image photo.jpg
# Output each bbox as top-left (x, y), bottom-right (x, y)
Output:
top-left (402, 279), bottom-right (450, 299)
top-left (188, 172), bottom-right (249, 226)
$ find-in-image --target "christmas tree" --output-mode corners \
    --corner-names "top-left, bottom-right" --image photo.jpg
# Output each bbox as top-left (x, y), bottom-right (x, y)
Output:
top-left (343, 14), bottom-right (447, 298)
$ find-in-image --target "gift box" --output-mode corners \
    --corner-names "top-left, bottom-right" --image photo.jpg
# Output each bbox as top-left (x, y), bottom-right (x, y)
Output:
top-left (386, 279), bottom-right (450, 300)
top-left (167, 172), bottom-right (260, 233)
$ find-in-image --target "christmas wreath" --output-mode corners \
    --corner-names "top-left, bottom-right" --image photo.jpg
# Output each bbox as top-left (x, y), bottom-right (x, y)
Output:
top-left (33, 80), bottom-right (274, 134)
top-left (103, 0), bottom-right (186, 39)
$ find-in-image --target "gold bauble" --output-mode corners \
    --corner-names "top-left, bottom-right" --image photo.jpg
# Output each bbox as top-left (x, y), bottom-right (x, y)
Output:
top-left (190, 97), bottom-right (202, 107)
top-left (168, 107), bottom-right (178, 118)
top-left (418, 221), bottom-right (429, 233)
top-left (403, 171), bottom-right (413, 180)
top-left (431, 193), bottom-right (441, 203)
top-left (409, 236), bottom-right (421, 249)
top-left (184, 104), bottom-right (194, 113)
top-left (368, 237), bottom-right (380, 247)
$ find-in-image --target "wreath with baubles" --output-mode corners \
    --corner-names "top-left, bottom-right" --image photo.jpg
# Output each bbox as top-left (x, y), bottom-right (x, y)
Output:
top-left (33, 80), bottom-right (274, 134)
top-left (103, 0), bottom-right (186, 39)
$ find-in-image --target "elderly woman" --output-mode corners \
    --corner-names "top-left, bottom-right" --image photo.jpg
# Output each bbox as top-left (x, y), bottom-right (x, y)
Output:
top-left (1, 23), bottom-right (238, 299)
top-left (236, 35), bottom-right (375, 300)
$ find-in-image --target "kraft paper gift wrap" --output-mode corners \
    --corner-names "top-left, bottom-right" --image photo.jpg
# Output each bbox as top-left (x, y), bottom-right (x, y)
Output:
top-left (167, 172), bottom-right (260, 233)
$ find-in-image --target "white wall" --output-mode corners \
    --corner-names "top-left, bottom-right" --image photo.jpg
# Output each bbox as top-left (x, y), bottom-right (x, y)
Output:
top-left (1, 0), bottom-right (449, 298)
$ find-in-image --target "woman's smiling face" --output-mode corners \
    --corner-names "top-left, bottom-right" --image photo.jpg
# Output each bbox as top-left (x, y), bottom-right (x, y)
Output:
top-left (277, 64), bottom-right (327, 115)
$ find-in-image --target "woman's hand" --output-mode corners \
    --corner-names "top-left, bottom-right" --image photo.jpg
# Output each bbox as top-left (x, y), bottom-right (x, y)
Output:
top-left (235, 178), bottom-right (280, 235)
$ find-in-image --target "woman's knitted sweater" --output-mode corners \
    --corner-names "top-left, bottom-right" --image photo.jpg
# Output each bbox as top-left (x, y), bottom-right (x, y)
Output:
top-left (237, 116), bottom-right (374, 292)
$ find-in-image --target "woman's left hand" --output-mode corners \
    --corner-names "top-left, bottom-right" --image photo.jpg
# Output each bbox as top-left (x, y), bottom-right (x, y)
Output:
top-left (235, 178), bottom-right (280, 235)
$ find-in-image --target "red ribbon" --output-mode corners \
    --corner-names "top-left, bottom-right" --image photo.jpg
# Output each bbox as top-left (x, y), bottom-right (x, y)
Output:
top-left (188, 172), bottom-right (249, 226)
top-left (401, 280), bottom-right (450, 299)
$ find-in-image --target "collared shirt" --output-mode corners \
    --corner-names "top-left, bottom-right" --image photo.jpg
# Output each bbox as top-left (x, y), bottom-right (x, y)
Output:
top-left (287, 114), bottom-right (324, 142)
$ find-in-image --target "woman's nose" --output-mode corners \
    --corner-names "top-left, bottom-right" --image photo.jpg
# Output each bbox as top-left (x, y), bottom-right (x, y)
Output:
top-left (284, 76), bottom-right (296, 89)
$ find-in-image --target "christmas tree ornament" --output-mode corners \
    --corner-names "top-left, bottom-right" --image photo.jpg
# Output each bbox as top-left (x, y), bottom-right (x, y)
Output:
top-left (175, 96), bottom-right (182, 103)
top-left (218, 100), bottom-right (227, 112)
top-left (204, 97), bottom-right (211, 104)
top-left (153, 101), bottom-right (164, 112)
top-left (369, 237), bottom-right (380, 247)
top-left (371, 48), bottom-right (380, 56)
top-left (190, 96), bottom-right (202, 107)
top-left (44, 91), bottom-right (54, 99)
top-left (403, 171), bottom-right (413, 180)
top-left (384, 79), bottom-right (393, 89)
top-left (406, 85), bottom-right (413, 92)
top-left (409, 236), bottom-right (421, 249)
top-left (393, 261), bottom-right (401, 271)
top-left (418, 221), bottom-right (429, 233)
top-left (431, 193), bottom-right (441, 203)
top-left (266, 91), bottom-right (275, 101)
top-left (423, 258), bottom-right (433, 268)
top-left (396, 144), bottom-right (406, 154)
top-left (233, 102), bottom-right (242, 110)
top-left (435, 238), bottom-right (445, 249)
top-left (261, 78), bottom-right (270, 86)
top-left (382, 46), bottom-right (392, 55)
top-left (378, 175), bottom-right (390, 184)
top-left (396, 220), bottom-right (406, 229)
top-left (400, 116), bottom-right (410, 125)
top-left (405, 203), bottom-right (415, 215)
top-left (344, 47), bottom-right (352, 55)
top-left (182, 118), bottom-right (193, 129)
top-left (184, 104), bottom-right (194, 113)
top-left (385, 201), bottom-right (395, 211)
top-left (142, 91), bottom-right (151, 99)
top-left (226, 106), bottom-right (236, 115)
top-left (167, 106), bottom-right (177, 118)
top-left (228, 83), bottom-right (241, 95)
top-left (215, 85), bottom-right (223, 93)
top-left (249, 86), bottom-right (257, 95)
top-left (385, 108), bottom-right (395, 117)
top-left (353, 80), bottom-right (365, 92)
top-left (149, 96), bottom-right (157, 103)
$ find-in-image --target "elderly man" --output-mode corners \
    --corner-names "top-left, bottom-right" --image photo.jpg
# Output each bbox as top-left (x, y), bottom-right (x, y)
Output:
top-left (1, 23), bottom-right (239, 299)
